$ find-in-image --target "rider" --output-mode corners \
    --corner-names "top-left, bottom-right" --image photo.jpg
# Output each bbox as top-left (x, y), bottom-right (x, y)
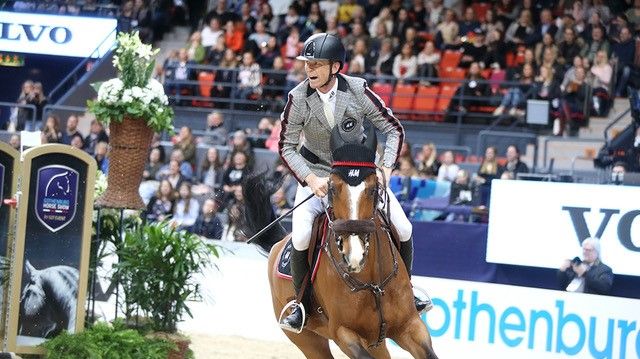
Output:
top-left (278, 33), bottom-right (430, 332)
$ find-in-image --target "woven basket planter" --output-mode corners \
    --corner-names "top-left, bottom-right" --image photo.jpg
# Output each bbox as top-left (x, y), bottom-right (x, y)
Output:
top-left (95, 117), bottom-right (153, 209)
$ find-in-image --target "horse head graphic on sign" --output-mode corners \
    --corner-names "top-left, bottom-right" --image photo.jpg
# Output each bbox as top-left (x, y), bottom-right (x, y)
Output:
top-left (35, 165), bottom-right (78, 233)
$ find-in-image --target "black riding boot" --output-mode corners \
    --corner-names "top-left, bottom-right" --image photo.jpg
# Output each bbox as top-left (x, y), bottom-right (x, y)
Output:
top-left (400, 240), bottom-right (432, 313)
top-left (280, 248), bottom-right (309, 332)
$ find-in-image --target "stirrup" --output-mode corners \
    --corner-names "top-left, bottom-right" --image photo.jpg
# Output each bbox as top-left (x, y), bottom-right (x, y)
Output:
top-left (278, 300), bottom-right (306, 334)
top-left (412, 286), bottom-right (433, 314)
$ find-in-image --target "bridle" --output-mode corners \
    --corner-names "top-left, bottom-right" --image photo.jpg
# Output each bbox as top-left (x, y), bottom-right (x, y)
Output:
top-left (322, 165), bottom-right (398, 348)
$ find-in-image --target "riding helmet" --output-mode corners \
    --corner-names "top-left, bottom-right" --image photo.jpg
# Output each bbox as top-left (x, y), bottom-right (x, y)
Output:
top-left (296, 33), bottom-right (346, 69)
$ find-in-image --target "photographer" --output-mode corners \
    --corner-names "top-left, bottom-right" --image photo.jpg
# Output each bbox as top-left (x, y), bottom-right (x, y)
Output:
top-left (557, 238), bottom-right (613, 295)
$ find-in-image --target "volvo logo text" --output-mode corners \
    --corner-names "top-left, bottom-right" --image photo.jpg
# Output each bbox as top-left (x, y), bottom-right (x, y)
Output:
top-left (0, 22), bottom-right (72, 44)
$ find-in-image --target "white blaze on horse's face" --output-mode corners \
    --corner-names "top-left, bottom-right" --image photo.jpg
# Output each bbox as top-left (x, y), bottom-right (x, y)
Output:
top-left (346, 182), bottom-right (366, 273)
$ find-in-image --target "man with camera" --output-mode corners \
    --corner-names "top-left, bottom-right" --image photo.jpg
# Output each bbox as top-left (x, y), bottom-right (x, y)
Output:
top-left (557, 238), bottom-right (614, 295)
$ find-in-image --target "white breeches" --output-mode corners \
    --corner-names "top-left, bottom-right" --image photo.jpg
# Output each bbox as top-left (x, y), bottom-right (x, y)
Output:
top-left (291, 184), bottom-right (413, 251)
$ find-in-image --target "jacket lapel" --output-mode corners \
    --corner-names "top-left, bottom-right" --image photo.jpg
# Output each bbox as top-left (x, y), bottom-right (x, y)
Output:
top-left (334, 91), bottom-right (349, 128)
top-left (306, 91), bottom-right (332, 130)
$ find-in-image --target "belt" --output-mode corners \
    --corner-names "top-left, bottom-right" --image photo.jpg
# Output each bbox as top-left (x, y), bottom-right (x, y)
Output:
top-left (300, 146), bottom-right (320, 165)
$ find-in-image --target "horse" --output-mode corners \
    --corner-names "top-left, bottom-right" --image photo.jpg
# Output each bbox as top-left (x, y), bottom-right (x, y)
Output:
top-left (243, 126), bottom-right (438, 359)
top-left (19, 260), bottom-right (78, 338)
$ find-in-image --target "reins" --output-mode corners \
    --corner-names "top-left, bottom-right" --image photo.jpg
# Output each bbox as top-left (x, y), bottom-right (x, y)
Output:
top-left (322, 166), bottom-right (399, 348)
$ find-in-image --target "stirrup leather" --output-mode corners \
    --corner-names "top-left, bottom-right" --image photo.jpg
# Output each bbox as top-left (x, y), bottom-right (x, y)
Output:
top-left (278, 300), bottom-right (306, 334)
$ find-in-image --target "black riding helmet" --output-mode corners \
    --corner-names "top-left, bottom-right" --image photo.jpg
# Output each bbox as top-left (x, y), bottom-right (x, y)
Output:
top-left (296, 33), bottom-right (346, 73)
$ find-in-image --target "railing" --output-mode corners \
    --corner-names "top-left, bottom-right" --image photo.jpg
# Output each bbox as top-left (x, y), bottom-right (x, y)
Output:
top-left (603, 107), bottom-right (632, 145)
top-left (0, 102), bottom-right (36, 130)
top-left (476, 130), bottom-right (538, 159)
top-left (541, 137), bottom-right (604, 169)
top-left (48, 27), bottom-right (117, 104)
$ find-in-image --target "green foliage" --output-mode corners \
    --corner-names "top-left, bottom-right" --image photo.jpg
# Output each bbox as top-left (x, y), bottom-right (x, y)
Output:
top-left (115, 221), bottom-right (219, 333)
top-left (42, 320), bottom-right (174, 359)
top-left (87, 32), bottom-right (174, 133)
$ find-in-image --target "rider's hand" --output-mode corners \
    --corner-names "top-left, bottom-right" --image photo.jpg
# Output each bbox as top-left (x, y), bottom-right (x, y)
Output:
top-left (305, 173), bottom-right (329, 198)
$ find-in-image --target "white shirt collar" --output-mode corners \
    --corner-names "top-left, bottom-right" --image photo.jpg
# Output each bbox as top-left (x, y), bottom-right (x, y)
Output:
top-left (316, 78), bottom-right (338, 104)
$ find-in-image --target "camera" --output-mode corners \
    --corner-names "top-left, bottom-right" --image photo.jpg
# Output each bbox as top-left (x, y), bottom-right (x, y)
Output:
top-left (571, 256), bottom-right (582, 265)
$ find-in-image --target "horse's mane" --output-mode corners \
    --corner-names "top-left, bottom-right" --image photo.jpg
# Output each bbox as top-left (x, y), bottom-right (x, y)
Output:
top-left (40, 266), bottom-right (78, 318)
top-left (242, 172), bottom-right (288, 253)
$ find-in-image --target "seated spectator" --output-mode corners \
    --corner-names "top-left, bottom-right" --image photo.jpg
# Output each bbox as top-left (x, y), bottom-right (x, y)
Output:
top-left (590, 50), bottom-right (612, 116)
top-left (201, 17), bottom-right (223, 48)
top-left (459, 28), bottom-right (487, 68)
top-left (560, 56), bottom-right (583, 92)
top-left (449, 169), bottom-right (473, 206)
top-left (557, 237), bottom-right (613, 295)
top-left (173, 126), bottom-right (197, 167)
top-left (225, 186), bottom-right (247, 242)
top-left (265, 119), bottom-right (281, 153)
top-left (25, 81), bottom-right (47, 131)
top-left (9, 134), bottom-right (20, 151)
top-left (84, 120), bottom-right (109, 155)
top-left (611, 26), bottom-right (635, 97)
top-left (94, 141), bottom-right (109, 174)
top-left (450, 62), bottom-right (490, 113)
top-left (557, 27), bottom-right (583, 69)
top-left (482, 29), bottom-right (507, 70)
top-left (556, 66), bottom-right (590, 136)
top-left (475, 146), bottom-right (499, 185)
top-left (417, 40), bottom-right (440, 81)
top-left (392, 43), bottom-right (418, 83)
top-left (171, 182), bottom-right (200, 232)
top-left (497, 145), bottom-right (529, 178)
top-left (493, 63), bottom-right (536, 117)
top-left (41, 114), bottom-right (62, 144)
top-left (165, 48), bottom-right (196, 100)
top-left (437, 151), bottom-right (460, 182)
top-left (221, 150), bottom-right (251, 209)
top-left (535, 32), bottom-right (558, 68)
top-left (504, 9), bottom-right (534, 50)
top-left (285, 59), bottom-right (307, 94)
top-left (193, 198), bottom-right (224, 239)
top-left (271, 187), bottom-right (292, 217)
top-left (227, 130), bottom-right (254, 164)
top-left (149, 132), bottom-right (166, 163)
top-left (393, 156), bottom-right (418, 178)
top-left (198, 147), bottom-right (224, 191)
top-left (257, 36), bottom-right (279, 69)
top-left (69, 133), bottom-right (85, 150)
top-left (186, 31), bottom-right (205, 63)
top-left (436, 9), bottom-right (459, 49)
top-left (143, 147), bottom-right (164, 181)
top-left (534, 65), bottom-right (562, 117)
top-left (373, 38), bottom-right (395, 80)
top-left (248, 21), bottom-right (272, 51)
top-left (416, 143), bottom-right (440, 178)
top-left (224, 20), bottom-right (245, 54)
top-left (158, 159), bottom-right (185, 190)
top-left (232, 52), bottom-right (262, 101)
top-left (58, 0), bottom-right (81, 16)
top-left (300, 2), bottom-right (327, 39)
top-left (211, 49), bottom-right (238, 106)
top-left (262, 57), bottom-right (287, 111)
top-left (581, 25), bottom-right (609, 64)
top-left (203, 111), bottom-right (227, 145)
top-left (144, 179), bottom-right (176, 223)
top-left (205, 37), bottom-right (226, 66)
top-left (157, 149), bottom-right (193, 181)
top-left (458, 7), bottom-right (481, 38)
top-left (132, 0), bottom-right (153, 43)
top-left (61, 114), bottom-right (80, 145)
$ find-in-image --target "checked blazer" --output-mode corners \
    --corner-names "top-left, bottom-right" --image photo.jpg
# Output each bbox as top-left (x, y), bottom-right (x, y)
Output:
top-left (279, 74), bottom-right (404, 185)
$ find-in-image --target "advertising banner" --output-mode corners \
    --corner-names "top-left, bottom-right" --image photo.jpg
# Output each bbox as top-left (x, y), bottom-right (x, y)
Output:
top-left (487, 180), bottom-right (640, 276)
top-left (6, 144), bottom-right (95, 354)
top-left (413, 276), bottom-right (640, 359)
top-left (0, 11), bottom-right (116, 57)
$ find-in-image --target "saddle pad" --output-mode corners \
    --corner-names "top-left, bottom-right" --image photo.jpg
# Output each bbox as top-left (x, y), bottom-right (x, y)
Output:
top-left (275, 215), bottom-right (328, 283)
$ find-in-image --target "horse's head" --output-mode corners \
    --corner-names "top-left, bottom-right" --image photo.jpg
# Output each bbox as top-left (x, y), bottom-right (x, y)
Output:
top-left (20, 260), bottom-right (46, 317)
top-left (329, 123), bottom-right (379, 273)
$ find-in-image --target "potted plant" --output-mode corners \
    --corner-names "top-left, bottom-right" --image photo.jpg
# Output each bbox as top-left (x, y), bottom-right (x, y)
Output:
top-left (88, 31), bottom-right (174, 210)
top-left (114, 221), bottom-right (219, 359)
top-left (42, 320), bottom-right (175, 359)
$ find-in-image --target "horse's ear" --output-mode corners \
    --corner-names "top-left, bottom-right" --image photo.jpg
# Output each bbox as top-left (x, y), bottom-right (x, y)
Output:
top-left (25, 260), bottom-right (36, 277)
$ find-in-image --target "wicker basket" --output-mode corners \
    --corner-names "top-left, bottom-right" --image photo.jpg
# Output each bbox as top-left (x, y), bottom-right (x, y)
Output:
top-left (95, 117), bottom-right (153, 209)
top-left (167, 338), bottom-right (190, 359)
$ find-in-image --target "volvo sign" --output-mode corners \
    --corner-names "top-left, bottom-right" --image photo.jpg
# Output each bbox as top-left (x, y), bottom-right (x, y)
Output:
top-left (0, 11), bottom-right (116, 57)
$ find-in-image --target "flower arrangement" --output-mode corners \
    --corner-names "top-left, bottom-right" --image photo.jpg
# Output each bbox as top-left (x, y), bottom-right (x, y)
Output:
top-left (88, 32), bottom-right (174, 133)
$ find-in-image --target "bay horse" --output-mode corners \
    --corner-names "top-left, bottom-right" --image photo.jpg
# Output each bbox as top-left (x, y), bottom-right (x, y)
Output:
top-left (243, 126), bottom-right (438, 358)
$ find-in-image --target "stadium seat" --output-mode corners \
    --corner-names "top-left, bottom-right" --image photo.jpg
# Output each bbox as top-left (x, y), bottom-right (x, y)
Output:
top-left (434, 85), bottom-right (459, 121)
top-left (440, 67), bottom-right (466, 87)
top-left (198, 71), bottom-right (215, 97)
top-left (471, 3), bottom-right (491, 22)
top-left (371, 82), bottom-right (393, 106)
top-left (413, 85), bottom-right (439, 121)
top-left (439, 50), bottom-right (462, 73)
top-left (391, 83), bottom-right (416, 119)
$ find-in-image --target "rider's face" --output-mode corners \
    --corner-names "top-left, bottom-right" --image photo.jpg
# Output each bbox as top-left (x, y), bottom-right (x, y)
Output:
top-left (305, 60), bottom-right (339, 91)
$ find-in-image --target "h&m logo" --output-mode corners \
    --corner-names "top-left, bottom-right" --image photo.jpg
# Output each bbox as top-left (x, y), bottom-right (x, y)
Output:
top-left (563, 206), bottom-right (640, 251)
top-left (0, 22), bottom-right (72, 44)
top-left (348, 169), bottom-right (360, 177)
